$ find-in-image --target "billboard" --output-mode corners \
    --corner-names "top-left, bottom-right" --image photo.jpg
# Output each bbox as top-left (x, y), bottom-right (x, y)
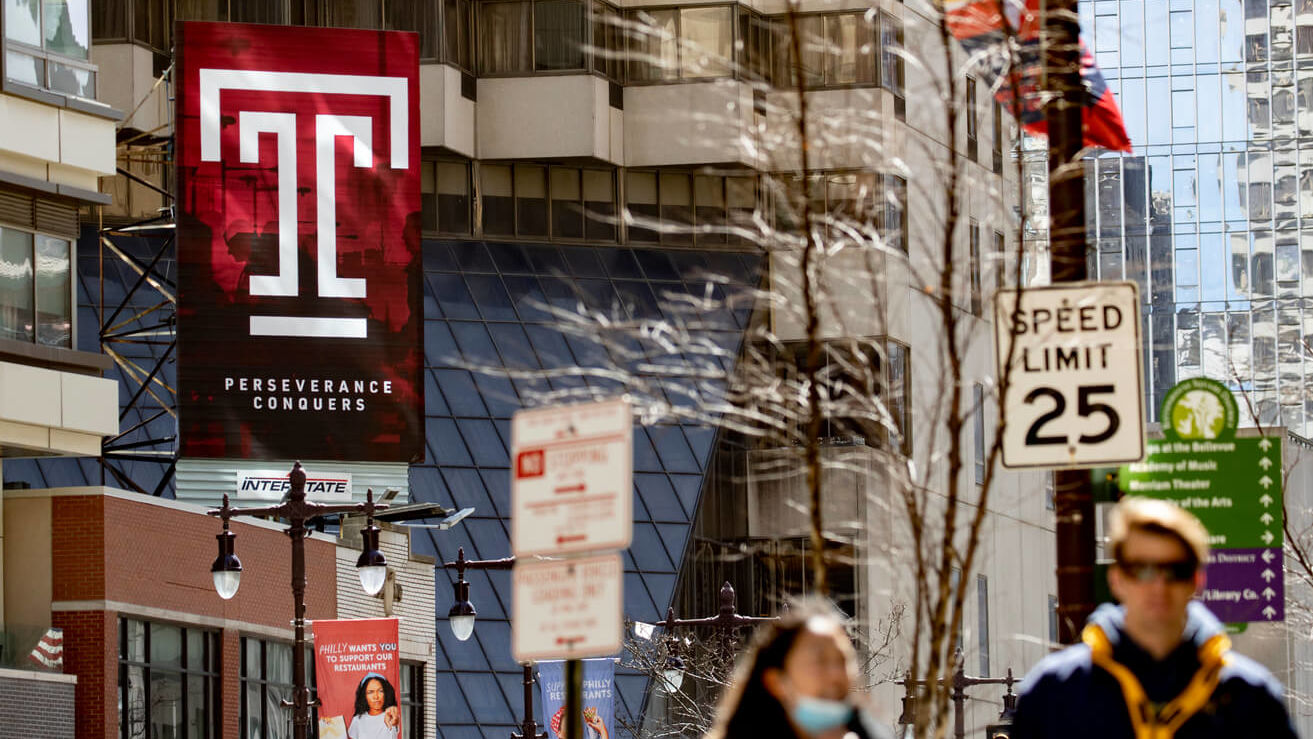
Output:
top-left (175, 21), bottom-right (423, 462)
top-left (312, 618), bottom-right (402, 738)
top-left (538, 659), bottom-right (615, 739)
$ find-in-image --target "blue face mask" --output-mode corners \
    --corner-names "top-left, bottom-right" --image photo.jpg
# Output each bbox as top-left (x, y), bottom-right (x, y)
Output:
top-left (789, 695), bottom-right (854, 735)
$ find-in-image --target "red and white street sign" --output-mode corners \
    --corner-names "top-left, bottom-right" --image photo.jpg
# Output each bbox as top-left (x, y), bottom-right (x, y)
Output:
top-left (511, 398), bottom-right (633, 557)
top-left (512, 553), bottom-right (624, 661)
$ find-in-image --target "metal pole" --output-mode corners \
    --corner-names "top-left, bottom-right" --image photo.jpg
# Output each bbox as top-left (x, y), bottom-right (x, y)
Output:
top-left (514, 663), bottom-right (544, 739)
top-left (564, 659), bottom-right (583, 739)
top-left (289, 472), bottom-right (311, 739)
top-left (952, 660), bottom-right (966, 739)
top-left (1043, 0), bottom-right (1096, 645)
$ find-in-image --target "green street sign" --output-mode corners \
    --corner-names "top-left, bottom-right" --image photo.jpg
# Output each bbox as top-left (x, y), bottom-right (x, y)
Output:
top-left (1160, 377), bottom-right (1239, 442)
top-left (1118, 437), bottom-right (1283, 549)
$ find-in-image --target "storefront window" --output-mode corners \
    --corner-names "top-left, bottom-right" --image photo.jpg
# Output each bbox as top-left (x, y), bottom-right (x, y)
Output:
top-left (119, 618), bottom-right (218, 739)
top-left (241, 637), bottom-right (315, 739)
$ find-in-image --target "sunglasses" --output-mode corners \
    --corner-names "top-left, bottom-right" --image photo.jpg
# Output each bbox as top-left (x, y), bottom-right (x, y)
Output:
top-left (1116, 559), bottom-right (1197, 583)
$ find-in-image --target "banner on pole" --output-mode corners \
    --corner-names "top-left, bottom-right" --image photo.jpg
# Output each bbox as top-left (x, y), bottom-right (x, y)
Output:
top-left (312, 618), bottom-right (402, 738)
top-left (537, 659), bottom-right (615, 739)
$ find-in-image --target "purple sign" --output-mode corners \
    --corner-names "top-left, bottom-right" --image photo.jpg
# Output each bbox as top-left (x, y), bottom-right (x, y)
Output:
top-left (1200, 547), bottom-right (1284, 623)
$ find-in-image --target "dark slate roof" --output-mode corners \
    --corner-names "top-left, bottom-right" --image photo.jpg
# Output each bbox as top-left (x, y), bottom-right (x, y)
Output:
top-left (413, 241), bottom-right (759, 738)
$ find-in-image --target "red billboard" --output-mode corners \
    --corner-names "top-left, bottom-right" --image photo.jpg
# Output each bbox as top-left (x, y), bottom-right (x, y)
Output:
top-left (175, 22), bottom-right (423, 462)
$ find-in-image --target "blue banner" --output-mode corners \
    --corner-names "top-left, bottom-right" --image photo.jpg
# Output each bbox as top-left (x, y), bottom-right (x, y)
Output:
top-left (537, 659), bottom-right (615, 739)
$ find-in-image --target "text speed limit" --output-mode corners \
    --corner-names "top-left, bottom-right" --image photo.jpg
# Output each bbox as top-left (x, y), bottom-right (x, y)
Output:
top-left (994, 282), bottom-right (1146, 469)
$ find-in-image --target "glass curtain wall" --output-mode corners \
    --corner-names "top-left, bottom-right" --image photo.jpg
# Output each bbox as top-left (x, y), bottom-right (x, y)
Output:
top-left (1086, 0), bottom-right (1313, 433)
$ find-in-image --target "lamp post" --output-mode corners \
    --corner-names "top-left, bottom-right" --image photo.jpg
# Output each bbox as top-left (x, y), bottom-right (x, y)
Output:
top-left (207, 462), bottom-right (390, 739)
top-left (895, 649), bottom-right (1019, 739)
top-left (441, 548), bottom-right (548, 739)
top-left (653, 581), bottom-right (777, 686)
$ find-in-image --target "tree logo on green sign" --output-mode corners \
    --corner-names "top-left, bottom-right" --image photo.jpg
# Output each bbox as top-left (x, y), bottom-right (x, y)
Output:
top-left (1160, 377), bottom-right (1238, 441)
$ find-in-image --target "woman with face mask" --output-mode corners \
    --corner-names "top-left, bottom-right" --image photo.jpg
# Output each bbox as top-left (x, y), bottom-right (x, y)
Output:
top-left (705, 601), bottom-right (894, 739)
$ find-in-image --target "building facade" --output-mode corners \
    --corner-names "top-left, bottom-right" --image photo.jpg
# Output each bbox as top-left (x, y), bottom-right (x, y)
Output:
top-left (5, 1), bottom-right (1063, 737)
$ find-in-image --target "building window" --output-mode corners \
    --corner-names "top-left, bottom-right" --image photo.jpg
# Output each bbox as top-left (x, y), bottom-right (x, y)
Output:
top-left (385, 0), bottom-right (441, 60)
top-left (772, 12), bottom-right (877, 89)
top-left (973, 383), bottom-right (985, 484)
top-left (1045, 471), bottom-right (1055, 510)
top-left (737, 9), bottom-right (774, 83)
top-left (969, 219), bottom-right (981, 315)
top-left (883, 174), bottom-right (907, 253)
top-left (119, 618), bottom-right (219, 739)
top-left (992, 99), bottom-right (1005, 174)
top-left (977, 574), bottom-right (990, 676)
top-left (171, 0), bottom-right (288, 26)
top-left (590, 0), bottom-right (623, 82)
top-left (627, 170), bottom-right (756, 246)
top-left (1048, 594), bottom-right (1059, 645)
top-left (880, 12), bottom-right (904, 120)
top-left (422, 159), bottom-right (473, 235)
top-left (993, 230), bottom-right (1006, 288)
top-left (626, 5), bottom-right (733, 82)
top-left (0, 226), bottom-right (72, 349)
top-left (773, 172), bottom-right (878, 240)
top-left (241, 637), bottom-right (315, 738)
top-left (7, 0), bottom-right (98, 98)
top-left (887, 340), bottom-right (912, 455)
top-left (479, 0), bottom-right (616, 74)
top-left (443, 0), bottom-right (475, 71)
top-left (483, 164), bottom-right (617, 241)
top-left (966, 76), bottom-right (978, 162)
top-left (400, 662), bottom-right (425, 739)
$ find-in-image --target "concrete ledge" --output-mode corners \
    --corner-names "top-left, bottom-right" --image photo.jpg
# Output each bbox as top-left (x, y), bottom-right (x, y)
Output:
top-left (0, 666), bottom-right (77, 685)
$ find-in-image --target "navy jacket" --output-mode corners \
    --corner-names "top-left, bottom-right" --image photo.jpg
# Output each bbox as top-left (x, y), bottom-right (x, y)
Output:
top-left (1011, 602), bottom-right (1298, 739)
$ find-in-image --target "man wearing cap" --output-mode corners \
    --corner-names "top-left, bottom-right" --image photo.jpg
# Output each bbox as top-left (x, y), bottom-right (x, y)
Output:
top-left (1011, 497), bottom-right (1298, 738)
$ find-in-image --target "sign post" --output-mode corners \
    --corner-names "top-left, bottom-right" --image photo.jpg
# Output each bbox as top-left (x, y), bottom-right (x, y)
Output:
top-left (1117, 378), bottom-right (1284, 623)
top-left (510, 398), bottom-right (632, 739)
top-left (994, 281), bottom-right (1146, 469)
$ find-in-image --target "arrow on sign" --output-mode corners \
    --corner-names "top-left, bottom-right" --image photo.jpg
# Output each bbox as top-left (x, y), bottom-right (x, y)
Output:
top-left (1262, 530), bottom-right (1275, 545)
top-left (1262, 568), bottom-right (1276, 582)
top-left (1260, 512), bottom-right (1275, 525)
top-left (1262, 549), bottom-right (1276, 563)
top-left (1260, 494), bottom-right (1274, 507)
top-left (1259, 456), bottom-right (1273, 470)
top-left (1259, 438), bottom-right (1273, 451)
top-left (1259, 476), bottom-right (1273, 489)
top-left (1263, 605), bottom-right (1277, 619)
top-left (1263, 587), bottom-right (1276, 600)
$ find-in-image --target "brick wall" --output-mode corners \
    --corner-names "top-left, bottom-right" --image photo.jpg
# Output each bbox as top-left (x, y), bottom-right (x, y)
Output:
top-left (0, 671), bottom-right (76, 738)
top-left (51, 610), bottom-right (114, 739)
top-left (49, 492), bottom-right (340, 738)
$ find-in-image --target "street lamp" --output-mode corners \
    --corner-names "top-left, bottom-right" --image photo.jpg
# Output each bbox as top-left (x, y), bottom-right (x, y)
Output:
top-left (652, 581), bottom-right (777, 688)
top-left (440, 548), bottom-right (547, 739)
top-left (895, 648), bottom-right (1019, 739)
top-left (206, 462), bottom-right (390, 739)
top-left (441, 546), bottom-right (515, 641)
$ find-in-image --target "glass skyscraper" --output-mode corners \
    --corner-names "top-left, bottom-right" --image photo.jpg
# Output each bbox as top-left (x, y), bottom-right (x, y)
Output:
top-left (1085, 0), bottom-right (1313, 432)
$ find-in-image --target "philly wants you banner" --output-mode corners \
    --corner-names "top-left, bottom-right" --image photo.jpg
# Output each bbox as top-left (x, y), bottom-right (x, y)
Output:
top-left (313, 618), bottom-right (402, 739)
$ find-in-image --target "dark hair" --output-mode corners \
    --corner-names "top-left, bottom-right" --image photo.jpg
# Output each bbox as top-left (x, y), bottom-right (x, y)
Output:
top-left (353, 673), bottom-right (399, 717)
top-left (705, 600), bottom-right (848, 739)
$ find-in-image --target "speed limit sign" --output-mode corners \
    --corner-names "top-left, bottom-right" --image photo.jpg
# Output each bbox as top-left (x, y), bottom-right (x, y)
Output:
top-left (993, 282), bottom-right (1145, 469)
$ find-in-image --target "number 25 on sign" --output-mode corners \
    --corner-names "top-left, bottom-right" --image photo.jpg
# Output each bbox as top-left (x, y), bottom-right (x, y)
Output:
top-left (993, 282), bottom-right (1146, 469)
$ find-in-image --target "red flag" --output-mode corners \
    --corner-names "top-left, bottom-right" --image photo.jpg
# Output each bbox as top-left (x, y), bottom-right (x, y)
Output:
top-left (946, 0), bottom-right (1131, 152)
